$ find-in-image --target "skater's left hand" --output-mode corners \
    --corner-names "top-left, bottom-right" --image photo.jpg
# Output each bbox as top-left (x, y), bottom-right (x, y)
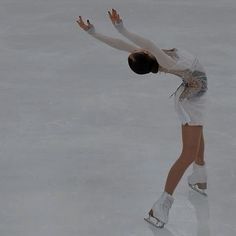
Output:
top-left (108, 8), bottom-right (122, 25)
top-left (76, 16), bottom-right (94, 32)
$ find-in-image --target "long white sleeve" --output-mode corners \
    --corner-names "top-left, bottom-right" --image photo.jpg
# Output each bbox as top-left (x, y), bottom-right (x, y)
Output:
top-left (86, 27), bottom-right (138, 52)
top-left (114, 22), bottom-right (178, 69)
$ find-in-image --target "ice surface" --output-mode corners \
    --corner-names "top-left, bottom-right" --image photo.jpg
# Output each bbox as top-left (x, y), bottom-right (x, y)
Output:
top-left (0, 0), bottom-right (235, 235)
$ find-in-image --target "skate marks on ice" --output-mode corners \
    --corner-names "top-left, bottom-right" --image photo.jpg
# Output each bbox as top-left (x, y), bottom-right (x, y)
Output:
top-left (188, 191), bottom-right (236, 236)
top-left (188, 190), bottom-right (211, 236)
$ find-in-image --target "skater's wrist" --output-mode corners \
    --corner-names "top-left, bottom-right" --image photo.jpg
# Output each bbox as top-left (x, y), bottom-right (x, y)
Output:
top-left (113, 20), bottom-right (124, 32)
top-left (85, 25), bottom-right (95, 34)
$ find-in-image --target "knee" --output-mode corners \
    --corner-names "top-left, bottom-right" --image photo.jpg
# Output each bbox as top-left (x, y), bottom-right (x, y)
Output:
top-left (181, 144), bottom-right (199, 158)
top-left (176, 157), bottom-right (194, 169)
top-left (178, 151), bottom-right (196, 166)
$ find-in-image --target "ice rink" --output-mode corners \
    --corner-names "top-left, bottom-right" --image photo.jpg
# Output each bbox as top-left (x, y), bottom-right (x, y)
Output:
top-left (0, 0), bottom-right (236, 235)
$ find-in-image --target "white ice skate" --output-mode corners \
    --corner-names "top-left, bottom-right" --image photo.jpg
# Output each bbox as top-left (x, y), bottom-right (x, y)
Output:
top-left (188, 163), bottom-right (207, 196)
top-left (144, 192), bottom-right (174, 228)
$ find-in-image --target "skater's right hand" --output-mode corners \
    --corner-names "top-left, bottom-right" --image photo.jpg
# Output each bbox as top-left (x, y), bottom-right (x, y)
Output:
top-left (76, 16), bottom-right (94, 32)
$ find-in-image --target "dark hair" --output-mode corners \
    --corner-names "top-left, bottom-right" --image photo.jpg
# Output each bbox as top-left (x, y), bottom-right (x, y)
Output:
top-left (128, 51), bottom-right (159, 75)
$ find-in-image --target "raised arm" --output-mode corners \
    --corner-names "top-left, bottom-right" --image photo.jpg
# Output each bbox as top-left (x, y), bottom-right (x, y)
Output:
top-left (76, 16), bottom-right (138, 53)
top-left (108, 9), bottom-right (177, 69)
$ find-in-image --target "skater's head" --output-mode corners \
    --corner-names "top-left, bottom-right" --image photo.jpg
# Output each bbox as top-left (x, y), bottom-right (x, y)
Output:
top-left (128, 50), bottom-right (159, 75)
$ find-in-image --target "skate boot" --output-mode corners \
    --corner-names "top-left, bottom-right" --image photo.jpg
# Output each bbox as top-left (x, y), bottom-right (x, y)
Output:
top-left (188, 163), bottom-right (207, 196)
top-left (144, 192), bottom-right (174, 228)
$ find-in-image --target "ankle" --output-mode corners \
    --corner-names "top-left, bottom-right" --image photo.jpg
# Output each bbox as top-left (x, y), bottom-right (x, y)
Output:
top-left (195, 160), bottom-right (205, 166)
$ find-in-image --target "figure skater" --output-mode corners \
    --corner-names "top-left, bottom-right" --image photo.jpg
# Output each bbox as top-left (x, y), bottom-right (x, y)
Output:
top-left (76, 9), bottom-right (208, 228)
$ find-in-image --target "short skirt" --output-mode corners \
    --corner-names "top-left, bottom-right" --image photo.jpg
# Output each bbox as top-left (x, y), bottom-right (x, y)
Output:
top-left (174, 85), bottom-right (207, 126)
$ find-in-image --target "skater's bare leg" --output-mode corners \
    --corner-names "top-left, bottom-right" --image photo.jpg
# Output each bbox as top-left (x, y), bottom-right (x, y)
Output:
top-left (188, 132), bottom-right (207, 194)
top-left (195, 132), bottom-right (205, 166)
top-left (164, 125), bottom-right (202, 195)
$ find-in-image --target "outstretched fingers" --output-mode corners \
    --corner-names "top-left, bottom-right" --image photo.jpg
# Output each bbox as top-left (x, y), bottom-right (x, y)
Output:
top-left (108, 8), bottom-right (122, 24)
top-left (76, 16), bottom-right (85, 28)
top-left (76, 16), bottom-right (93, 31)
top-left (77, 8), bottom-right (121, 30)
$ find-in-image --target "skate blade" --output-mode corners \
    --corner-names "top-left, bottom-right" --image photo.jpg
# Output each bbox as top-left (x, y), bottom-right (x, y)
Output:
top-left (144, 216), bottom-right (165, 228)
top-left (189, 184), bottom-right (207, 196)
